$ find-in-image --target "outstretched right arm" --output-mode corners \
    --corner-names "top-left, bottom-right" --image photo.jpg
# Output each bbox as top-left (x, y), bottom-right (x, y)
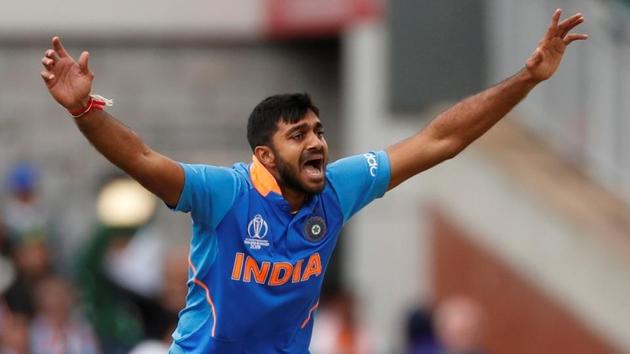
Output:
top-left (41, 36), bottom-right (184, 207)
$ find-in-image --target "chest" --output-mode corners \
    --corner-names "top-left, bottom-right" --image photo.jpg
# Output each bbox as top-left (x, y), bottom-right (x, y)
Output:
top-left (216, 188), bottom-right (343, 266)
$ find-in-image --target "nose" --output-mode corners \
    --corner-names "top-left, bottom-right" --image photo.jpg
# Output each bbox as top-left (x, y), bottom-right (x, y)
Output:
top-left (305, 132), bottom-right (324, 152)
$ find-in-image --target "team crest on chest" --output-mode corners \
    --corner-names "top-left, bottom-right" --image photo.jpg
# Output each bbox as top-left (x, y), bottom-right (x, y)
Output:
top-left (304, 216), bottom-right (327, 242)
top-left (245, 214), bottom-right (270, 250)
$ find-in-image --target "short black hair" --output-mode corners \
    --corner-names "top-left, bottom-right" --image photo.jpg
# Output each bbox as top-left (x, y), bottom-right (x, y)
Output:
top-left (247, 93), bottom-right (320, 151)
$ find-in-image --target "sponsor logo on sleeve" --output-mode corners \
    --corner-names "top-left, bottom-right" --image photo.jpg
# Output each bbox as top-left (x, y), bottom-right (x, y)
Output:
top-left (363, 153), bottom-right (378, 177)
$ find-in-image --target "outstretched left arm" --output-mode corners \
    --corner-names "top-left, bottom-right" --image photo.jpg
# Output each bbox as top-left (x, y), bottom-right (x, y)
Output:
top-left (386, 9), bottom-right (587, 190)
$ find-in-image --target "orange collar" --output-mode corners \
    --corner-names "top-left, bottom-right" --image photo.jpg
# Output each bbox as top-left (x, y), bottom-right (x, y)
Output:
top-left (250, 155), bottom-right (282, 197)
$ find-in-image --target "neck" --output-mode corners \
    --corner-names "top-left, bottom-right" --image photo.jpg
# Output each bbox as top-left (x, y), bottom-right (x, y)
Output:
top-left (279, 186), bottom-right (308, 213)
top-left (250, 155), bottom-right (308, 213)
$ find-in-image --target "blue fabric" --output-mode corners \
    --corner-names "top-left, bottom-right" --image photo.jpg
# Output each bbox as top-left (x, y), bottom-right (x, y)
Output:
top-left (174, 163), bottom-right (242, 228)
top-left (169, 151), bottom-right (390, 354)
top-left (326, 150), bottom-right (391, 223)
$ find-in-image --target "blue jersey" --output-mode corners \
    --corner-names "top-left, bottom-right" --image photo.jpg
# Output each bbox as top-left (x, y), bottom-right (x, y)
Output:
top-left (168, 151), bottom-right (390, 354)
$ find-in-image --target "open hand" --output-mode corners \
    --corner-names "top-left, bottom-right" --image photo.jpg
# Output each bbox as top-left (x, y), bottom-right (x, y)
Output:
top-left (526, 9), bottom-right (588, 82)
top-left (41, 36), bottom-right (93, 111)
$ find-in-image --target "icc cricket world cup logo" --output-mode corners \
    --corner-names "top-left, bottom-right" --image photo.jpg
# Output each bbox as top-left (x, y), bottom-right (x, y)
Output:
top-left (248, 214), bottom-right (268, 239)
top-left (245, 214), bottom-right (270, 249)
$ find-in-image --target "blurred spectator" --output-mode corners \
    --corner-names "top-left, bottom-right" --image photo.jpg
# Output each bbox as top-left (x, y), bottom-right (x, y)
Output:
top-left (0, 309), bottom-right (29, 354)
top-left (0, 222), bottom-right (9, 257)
top-left (404, 305), bottom-right (440, 354)
top-left (311, 289), bottom-right (380, 354)
top-left (76, 177), bottom-right (164, 353)
top-left (128, 246), bottom-right (188, 354)
top-left (0, 257), bottom-right (15, 301)
top-left (29, 276), bottom-right (100, 354)
top-left (159, 246), bottom-right (188, 316)
top-left (2, 161), bottom-right (50, 246)
top-left (0, 258), bottom-right (16, 350)
top-left (1, 161), bottom-right (56, 318)
top-left (3, 233), bottom-right (53, 318)
top-left (434, 296), bottom-right (485, 354)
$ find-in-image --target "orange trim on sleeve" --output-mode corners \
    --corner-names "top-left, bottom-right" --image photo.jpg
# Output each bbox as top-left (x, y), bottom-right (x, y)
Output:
top-left (250, 155), bottom-right (282, 197)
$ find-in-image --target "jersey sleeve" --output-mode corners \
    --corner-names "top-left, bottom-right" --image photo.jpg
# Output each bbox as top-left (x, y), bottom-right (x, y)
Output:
top-left (326, 150), bottom-right (391, 224)
top-left (172, 163), bottom-right (241, 228)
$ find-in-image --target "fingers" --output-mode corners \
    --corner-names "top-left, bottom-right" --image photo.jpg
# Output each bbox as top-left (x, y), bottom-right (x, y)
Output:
top-left (40, 70), bottom-right (55, 83)
top-left (42, 47), bottom-right (61, 70)
top-left (558, 13), bottom-right (583, 30)
top-left (52, 36), bottom-right (70, 58)
top-left (551, 8), bottom-right (562, 26)
top-left (543, 9), bottom-right (588, 45)
top-left (545, 9), bottom-right (562, 39)
top-left (43, 40), bottom-right (62, 71)
top-left (41, 56), bottom-right (54, 70)
top-left (559, 13), bottom-right (584, 38)
top-left (78, 51), bottom-right (90, 74)
top-left (564, 33), bottom-right (589, 45)
top-left (45, 49), bottom-right (60, 62)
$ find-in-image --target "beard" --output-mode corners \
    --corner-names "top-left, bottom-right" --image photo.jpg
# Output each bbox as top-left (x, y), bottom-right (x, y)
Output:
top-left (274, 151), bottom-right (325, 195)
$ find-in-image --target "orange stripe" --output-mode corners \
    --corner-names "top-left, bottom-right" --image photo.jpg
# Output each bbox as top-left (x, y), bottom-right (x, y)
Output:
top-left (250, 155), bottom-right (282, 196)
top-left (301, 300), bottom-right (319, 329)
top-left (188, 257), bottom-right (198, 275)
top-left (193, 279), bottom-right (217, 337)
top-left (189, 258), bottom-right (217, 337)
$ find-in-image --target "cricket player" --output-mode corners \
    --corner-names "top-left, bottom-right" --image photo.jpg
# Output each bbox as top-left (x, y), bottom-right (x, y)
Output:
top-left (40, 9), bottom-right (586, 354)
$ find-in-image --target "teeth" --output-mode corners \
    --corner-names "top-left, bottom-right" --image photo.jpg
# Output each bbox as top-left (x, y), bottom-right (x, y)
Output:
top-left (304, 164), bottom-right (322, 176)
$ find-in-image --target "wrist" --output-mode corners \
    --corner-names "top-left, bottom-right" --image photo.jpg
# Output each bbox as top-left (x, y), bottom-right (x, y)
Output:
top-left (67, 96), bottom-right (91, 115)
top-left (518, 68), bottom-right (543, 88)
top-left (67, 94), bottom-right (113, 119)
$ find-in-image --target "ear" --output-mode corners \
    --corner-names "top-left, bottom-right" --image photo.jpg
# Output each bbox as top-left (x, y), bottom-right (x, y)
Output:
top-left (254, 146), bottom-right (276, 169)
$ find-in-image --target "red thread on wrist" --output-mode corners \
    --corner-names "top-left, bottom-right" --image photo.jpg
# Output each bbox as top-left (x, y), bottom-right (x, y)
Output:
top-left (68, 96), bottom-right (106, 118)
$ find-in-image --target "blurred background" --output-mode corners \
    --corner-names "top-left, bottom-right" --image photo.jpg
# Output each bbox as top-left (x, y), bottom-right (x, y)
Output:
top-left (1, 0), bottom-right (629, 353)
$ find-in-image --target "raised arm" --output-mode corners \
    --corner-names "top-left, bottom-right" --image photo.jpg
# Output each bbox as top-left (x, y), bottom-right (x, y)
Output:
top-left (386, 9), bottom-right (587, 189)
top-left (41, 37), bottom-right (184, 206)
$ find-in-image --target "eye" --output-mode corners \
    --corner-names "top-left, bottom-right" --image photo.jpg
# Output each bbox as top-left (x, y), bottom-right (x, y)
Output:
top-left (291, 132), bottom-right (304, 140)
top-left (317, 130), bottom-right (325, 138)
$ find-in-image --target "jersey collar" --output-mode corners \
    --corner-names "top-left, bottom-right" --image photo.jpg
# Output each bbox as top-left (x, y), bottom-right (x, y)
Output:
top-left (250, 155), bottom-right (283, 197)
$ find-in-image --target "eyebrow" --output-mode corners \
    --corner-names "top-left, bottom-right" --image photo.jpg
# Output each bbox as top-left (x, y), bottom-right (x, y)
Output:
top-left (285, 121), bottom-right (324, 136)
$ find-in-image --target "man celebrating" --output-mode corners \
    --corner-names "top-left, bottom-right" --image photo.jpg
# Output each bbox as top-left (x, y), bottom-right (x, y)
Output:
top-left (41, 9), bottom-right (586, 354)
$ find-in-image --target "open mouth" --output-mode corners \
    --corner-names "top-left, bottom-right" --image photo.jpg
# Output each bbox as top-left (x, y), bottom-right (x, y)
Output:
top-left (302, 155), bottom-right (324, 179)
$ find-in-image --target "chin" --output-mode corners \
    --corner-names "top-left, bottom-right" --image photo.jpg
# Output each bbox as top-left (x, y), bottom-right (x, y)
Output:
top-left (304, 180), bottom-right (326, 195)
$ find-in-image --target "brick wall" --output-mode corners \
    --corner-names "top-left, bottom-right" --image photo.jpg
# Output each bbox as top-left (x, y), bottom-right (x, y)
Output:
top-left (430, 207), bottom-right (620, 354)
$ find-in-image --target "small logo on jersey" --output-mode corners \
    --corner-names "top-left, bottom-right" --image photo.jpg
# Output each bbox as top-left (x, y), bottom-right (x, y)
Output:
top-left (304, 216), bottom-right (327, 242)
top-left (245, 214), bottom-right (270, 249)
top-left (364, 153), bottom-right (378, 177)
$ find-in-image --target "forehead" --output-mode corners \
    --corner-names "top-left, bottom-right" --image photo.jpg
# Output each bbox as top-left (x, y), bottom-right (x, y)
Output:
top-left (275, 110), bottom-right (322, 134)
